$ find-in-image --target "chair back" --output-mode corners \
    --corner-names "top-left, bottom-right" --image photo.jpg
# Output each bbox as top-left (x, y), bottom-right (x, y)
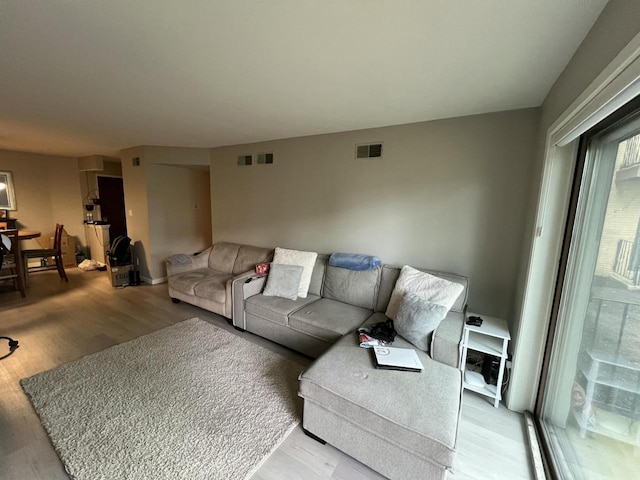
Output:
top-left (0, 228), bottom-right (26, 296)
top-left (0, 229), bottom-right (20, 269)
top-left (53, 224), bottom-right (64, 254)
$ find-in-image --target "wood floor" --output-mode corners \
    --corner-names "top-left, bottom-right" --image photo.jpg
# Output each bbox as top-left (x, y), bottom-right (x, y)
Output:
top-left (0, 269), bottom-right (534, 479)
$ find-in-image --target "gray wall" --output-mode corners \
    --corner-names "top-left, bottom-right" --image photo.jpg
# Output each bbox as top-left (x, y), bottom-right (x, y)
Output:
top-left (508, 0), bottom-right (640, 411)
top-left (211, 108), bottom-right (539, 320)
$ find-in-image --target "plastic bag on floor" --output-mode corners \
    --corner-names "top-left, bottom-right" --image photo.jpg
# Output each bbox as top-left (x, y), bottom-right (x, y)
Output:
top-left (78, 259), bottom-right (105, 271)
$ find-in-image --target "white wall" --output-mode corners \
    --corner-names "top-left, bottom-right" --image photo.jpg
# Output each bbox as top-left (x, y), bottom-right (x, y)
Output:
top-left (147, 164), bottom-right (211, 279)
top-left (120, 147), bottom-right (150, 277)
top-left (145, 146), bottom-right (210, 167)
top-left (119, 146), bottom-right (211, 281)
top-left (211, 109), bottom-right (539, 321)
top-left (0, 149), bottom-right (84, 250)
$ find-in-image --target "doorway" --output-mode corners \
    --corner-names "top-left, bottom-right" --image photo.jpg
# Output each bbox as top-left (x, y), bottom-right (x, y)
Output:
top-left (97, 176), bottom-right (127, 240)
top-left (537, 105), bottom-right (640, 478)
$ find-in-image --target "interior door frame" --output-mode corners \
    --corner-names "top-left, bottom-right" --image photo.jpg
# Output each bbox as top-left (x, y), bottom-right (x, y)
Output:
top-left (96, 174), bottom-right (127, 238)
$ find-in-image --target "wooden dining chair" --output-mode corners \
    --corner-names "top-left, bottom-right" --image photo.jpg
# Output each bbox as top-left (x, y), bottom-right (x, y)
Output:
top-left (22, 223), bottom-right (68, 284)
top-left (0, 229), bottom-right (26, 297)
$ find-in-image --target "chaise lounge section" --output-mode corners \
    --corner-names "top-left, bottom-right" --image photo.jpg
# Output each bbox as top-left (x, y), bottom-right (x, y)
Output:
top-left (232, 252), bottom-right (468, 479)
top-left (299, 329), bottom-right (462, 479)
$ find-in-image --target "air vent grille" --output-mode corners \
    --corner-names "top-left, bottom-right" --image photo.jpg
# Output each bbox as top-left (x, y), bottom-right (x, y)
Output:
top-left (237, 155), bottom-right (252, 166)
top-left (356, 143), bottom-right (383, 159)
top-left (257, 152), bottom-right (274, 164)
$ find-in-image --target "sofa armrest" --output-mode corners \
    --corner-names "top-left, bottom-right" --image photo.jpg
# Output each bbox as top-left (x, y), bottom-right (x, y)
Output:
top-left (223, 270), bottom-right (254, 319)
top-left (231, 273), bottom-right (267, 328)
top-left (166, 247), bottom-right (212, 277)
top-left (431, 310), bottom-right (465, 369)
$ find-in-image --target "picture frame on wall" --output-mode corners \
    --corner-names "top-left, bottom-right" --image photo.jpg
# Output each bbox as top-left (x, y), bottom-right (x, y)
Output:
top-left (0, 171), bottom-right (17, 211)
top-left (0, 209), bottom-right (7, 219)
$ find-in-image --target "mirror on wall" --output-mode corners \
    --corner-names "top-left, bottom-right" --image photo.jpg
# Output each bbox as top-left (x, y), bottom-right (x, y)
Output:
top-left (0, 171), bottom-right (17, 210)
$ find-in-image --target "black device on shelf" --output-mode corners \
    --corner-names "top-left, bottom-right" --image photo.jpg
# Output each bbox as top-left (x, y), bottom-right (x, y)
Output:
top-left (481, 355), bottom-right (500, 385)
top-left (466, 316), bottom-right (483, 327)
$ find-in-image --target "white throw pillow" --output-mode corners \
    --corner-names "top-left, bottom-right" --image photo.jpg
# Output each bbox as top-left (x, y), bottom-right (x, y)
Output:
top-left (272, 247), bottom-right (318, 298)
top-left (385, 265), bottom-right (464, 320)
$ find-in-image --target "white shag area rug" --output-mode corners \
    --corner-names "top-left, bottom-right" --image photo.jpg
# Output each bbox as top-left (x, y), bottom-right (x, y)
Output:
top-left (21, 317), bottom-right (304, 480)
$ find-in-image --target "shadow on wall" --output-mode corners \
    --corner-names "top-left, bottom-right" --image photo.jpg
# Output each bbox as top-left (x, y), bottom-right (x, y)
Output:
top-left (131, 240), bottom-right (147, 279)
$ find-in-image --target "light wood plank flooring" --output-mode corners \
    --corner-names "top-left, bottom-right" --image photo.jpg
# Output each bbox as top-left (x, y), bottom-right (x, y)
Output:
top-left (0, 269), bottom-right (534, 479)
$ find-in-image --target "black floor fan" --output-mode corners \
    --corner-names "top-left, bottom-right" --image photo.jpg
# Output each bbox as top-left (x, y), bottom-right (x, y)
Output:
top-left (0, 336), bottom-right (18, 360)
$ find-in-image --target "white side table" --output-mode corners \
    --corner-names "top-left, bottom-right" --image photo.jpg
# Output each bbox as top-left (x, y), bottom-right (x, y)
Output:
top-left (459, 313), bottom-right (511, 408)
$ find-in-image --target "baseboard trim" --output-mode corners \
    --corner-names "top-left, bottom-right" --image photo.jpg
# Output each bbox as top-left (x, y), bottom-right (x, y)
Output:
top-left (141, 275), bottom-right (167, 285)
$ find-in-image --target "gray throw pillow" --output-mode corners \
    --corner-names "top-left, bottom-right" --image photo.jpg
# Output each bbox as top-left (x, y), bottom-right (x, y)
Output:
top-left (263, 264), bottom-right (304, 301)
top-left (395, 291), bottom-right (448, 352)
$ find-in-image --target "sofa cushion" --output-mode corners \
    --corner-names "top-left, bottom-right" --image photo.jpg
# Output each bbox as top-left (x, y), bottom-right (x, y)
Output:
top-left (308, 254), bottom-right (328, 297)
top-left (364, 311), bottom-right (463, 368)
top-left (395, 291), bottom-right (448, 352)
top-left (232, 244), bottom-right (273, 275)
top-left (376, 265), bottom-right (468, 314)
top-left (376, 265), bottom-right (402, 313)
top-left (169, 268), bottom-right (219, 296)
top-left (193, 271), bottom-right (233, 303)
top-left (289, 298), bottom-right (372, 343)
top-left (323, 265), bottom-right (380, 310)
top-left (299, 332), bottom-right (462, 471)
top-left (208, 242), bottom-right (240, 274)
top-left (245, 294), bottom-right (321, 326)
top-left (263, 264), bottom-right (304, 300)
top-left (386, 266), bottom-right (464, 320)
top-left (432, 271), bottom-right (468, 313)
top-left (273, 247), bottom-right (318, 298)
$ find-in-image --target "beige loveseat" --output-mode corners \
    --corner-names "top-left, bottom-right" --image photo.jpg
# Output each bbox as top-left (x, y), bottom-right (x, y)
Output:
top-left (167, 242), bottom-right (273, 318)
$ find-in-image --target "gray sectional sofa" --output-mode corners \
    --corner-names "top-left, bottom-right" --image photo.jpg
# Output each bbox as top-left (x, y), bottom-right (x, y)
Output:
top-left (232, 253), bottom-right (469, 479)
top-left (232, 254), bottom-right (467, 367)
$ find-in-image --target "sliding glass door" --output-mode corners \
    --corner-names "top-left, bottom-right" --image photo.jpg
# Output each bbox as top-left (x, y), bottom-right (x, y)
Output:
top-left (539, 108), bottom-right (640, 478)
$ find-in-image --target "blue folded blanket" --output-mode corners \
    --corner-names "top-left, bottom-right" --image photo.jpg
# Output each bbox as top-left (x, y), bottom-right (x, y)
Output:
top-left (329, 252), bottom-right (382, 271)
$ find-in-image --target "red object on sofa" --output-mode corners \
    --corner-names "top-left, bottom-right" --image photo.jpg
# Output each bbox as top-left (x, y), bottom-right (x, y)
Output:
top-left (255, 262), bottom-right (270, 275)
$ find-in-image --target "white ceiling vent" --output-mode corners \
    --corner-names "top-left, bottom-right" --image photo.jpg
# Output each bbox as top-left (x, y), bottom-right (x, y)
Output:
top-left (355, 143), bottom-right (383, 159)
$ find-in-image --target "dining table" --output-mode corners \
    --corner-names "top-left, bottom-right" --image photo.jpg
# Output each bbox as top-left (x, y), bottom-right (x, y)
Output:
top-left (17, 230), bottom-right (41, 241)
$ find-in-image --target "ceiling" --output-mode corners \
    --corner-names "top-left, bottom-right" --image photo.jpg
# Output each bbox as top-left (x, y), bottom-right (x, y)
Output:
top-left (0, 1), bottom-right (608, 158)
